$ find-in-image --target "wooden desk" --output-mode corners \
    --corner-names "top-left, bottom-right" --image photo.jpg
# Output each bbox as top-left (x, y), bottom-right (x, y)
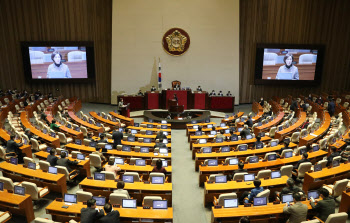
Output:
top-left (237, 102), bottom-right (264, 127)
top-left (303, 163), bottom-right (350, 192)
top-left (109, 111), bottom-right (134, 126)
top-left (134, 133), bottom-right (171, 142)
top-left (339, 191), bottom-right (350, 213)
top-left (46, 200), bottom-right (173, 222)
top-left (34, 150), bottom-right (91, 177)
top-left (91, 137), bottom-right (172, 149)
top-left (194, 144), bottom-right (297, 171)
top-left (0, 128), bottom-right (32, 158)
top-left (274, 111), bottom-right (307, 141)
top-left (299, 112), bottom-right (331, 146)
top-left (65, 144), bottom-right (172, 164)
top-left (211, 201), bottom-right (313, 223)
top-left (68, 111), bottom-right (103, 135)
top-left (127, 126), bottom-right (171, 134)
top-left (0, 162), bottom-right (67, 196)
top-left (89, 111), bottom-right (119, 128)
top-left (142, 122), bottom-right (171, 127)
top-left (254, 111), bottom-right (284, 135)
top-left (46, 113), bottom-right (84, 140)
top-left (0, 190), bottom-right (34, 223)
top-left (198, 150), bottom-right (327, 186)
top-left (104, 163), bottom-right (172, 174)
top-left (221, 112), bottom-right (244, 124)
top-left (20, 111), bottom-right (60, 148)
top-left (204, 176), bottom-right (289, 206)
top-left (191, 137), bottom-right (272, 159)
top-left (79, 178), bottom-right (173, 205)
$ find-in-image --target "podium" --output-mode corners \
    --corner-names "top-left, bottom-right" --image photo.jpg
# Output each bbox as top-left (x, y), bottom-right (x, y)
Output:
top-left (145, 91), bottom-right (160, 109)
top-left (168, 99), bottom-right (184, 114)
top-left (193, 91), bottom-right (207, 109)
top-left (120, 103), bottom-right (130, 117)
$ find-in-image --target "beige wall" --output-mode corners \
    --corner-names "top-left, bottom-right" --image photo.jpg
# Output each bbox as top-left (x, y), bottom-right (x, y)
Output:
top-left (111, 0), bottom-right (239, 104)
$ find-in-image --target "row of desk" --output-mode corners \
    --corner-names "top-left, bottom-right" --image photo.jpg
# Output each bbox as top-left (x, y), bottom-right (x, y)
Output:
top-left (118, 90), bottom-right (235, 112)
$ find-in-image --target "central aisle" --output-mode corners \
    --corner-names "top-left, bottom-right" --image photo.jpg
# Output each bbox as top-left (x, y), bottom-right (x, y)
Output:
top-left (171, 129), bottom-right (209, 223)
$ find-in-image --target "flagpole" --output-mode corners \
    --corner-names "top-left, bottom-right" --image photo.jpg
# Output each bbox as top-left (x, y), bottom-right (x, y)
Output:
top-left (158, 57), bottom-right (162, 90)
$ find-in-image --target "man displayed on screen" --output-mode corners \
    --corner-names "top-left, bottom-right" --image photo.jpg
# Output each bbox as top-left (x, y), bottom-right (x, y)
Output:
top-left (47, 51), bottom-right (71, 78)
top-left (275, 54), bottom-right (299, 80)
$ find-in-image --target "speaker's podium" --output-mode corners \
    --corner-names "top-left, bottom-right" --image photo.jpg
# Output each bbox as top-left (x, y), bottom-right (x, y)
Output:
top-left (120, 103), bottom-right (130, 117)
top-left (168, 99), bottom-right (184, 114)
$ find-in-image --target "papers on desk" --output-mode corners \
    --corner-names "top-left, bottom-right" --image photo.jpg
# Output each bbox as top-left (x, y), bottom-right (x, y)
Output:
top-left (178, 118), bottom-right (183, 120)
top-left (310, 133), bottom-right (318, 137)
top-left (154, 153), bottom-right (159, 156)
top-left (64, 203), bottom-right (73, 205)
top-left (208, 135), bottom-right (215, 137)
top-left (162, 154), bottom-right (169, 156)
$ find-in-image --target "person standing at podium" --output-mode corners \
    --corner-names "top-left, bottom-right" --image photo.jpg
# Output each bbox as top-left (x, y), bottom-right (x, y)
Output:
top-left (197, 86), bottom-right (202, 92)
top-left (118, 98), bottom-right (124, 114)
top-left (173, 94), bottom-right (178, 102)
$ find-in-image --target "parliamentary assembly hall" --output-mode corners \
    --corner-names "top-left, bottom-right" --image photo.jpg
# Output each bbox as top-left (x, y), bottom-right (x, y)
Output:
top-left (0, 0), bottom-right (349, 222)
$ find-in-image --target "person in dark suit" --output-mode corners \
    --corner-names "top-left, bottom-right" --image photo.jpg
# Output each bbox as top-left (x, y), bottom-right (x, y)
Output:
top-left (97, 134), bottom-right (108, 143)
top-left (259, 97), bottom-right (264, 106)
top-left (173, 94), bottom-right (178, 102)
top-left (245, 116), bottom-right (253, 128)
top-left (316, 96), bottom-right (323, 105)
top-left (81, 199), bottom-right (104, 223)
top-left (239, 217), bottom-right (250, 223)
top-left (290, 100), bottom-right (298, 112)
top-left (137, 90), bottom-right (144, 96)
top-left (98, 203), bottom-right (120, 223)
top-left (226, 91), bottom-right (232, 96)
top-left (112, 127), bottom-right (123, 149)
top-left (209, 90), bottom-right (216, 96)
top-left (218, 91), bottom-right (223, 96)
top-left (326, 147), bottom-right (340, 166)
top-left (155, 130), bottom-right (166, 141)
top-left (150, 86), bottom-right (156, 91)
top-left (24, 129), bottom-right (34, 141)
top-left (6, 135), bottom-right (24, 163)
top-left (283, 193), bottom-right (308, 223)
top-left (279, 178), bottom-right (304, 197)
top-left (328, 99), bottom-right (335, 117)
top-left (293, 153), bottom-right (310, 170)
top-left (233, 162), bottom-right (247, 175)
top-left (40, 111), bottom-right (50, 125)
top-left (239, 126), bottom-right (251, 140)
top-left (57, 152), bottom-right (78, 173)
top-left (47, 148), bottom-right (58, 166)
top-left (310, 188), bottom-right (335, 222)
top-left (278, 141), bottom-right (290, 156)
top-left (197, 86), bottom-right (202, 91)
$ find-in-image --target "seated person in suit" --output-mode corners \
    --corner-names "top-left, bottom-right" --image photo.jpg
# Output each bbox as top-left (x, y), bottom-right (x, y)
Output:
top-left (6, 134), bottom-right (24, 163)
top-left (293, 153), bottom-right (310, 171)
top-left (113, 181), bottom-right (130, 198)
top-left (98, 134), bottom-right (108, 143)
top-left (245, 116), bottom-right (253, 128)
top-left (239, 126), bottom-right (251, 140)
top-left (50, 119), bottom-right (60, 131)
top-left (231, 162), bottom-right (247, 180)
top-left (278, 141), bottom-right (290, 156)
top-left (316, 96), bottom-right (323, 105)
top-left (57, 152), bottom-right (78, 173)
top-left (137, 90), bottom-right (144, 96)
top-left (166, 113), bottom-right (171, 119)
top-left (253, 135), bottom-right (263, 149)
top-left (326, 147), bottom-right (340, 166)
top-left (104, 159), bottom-right (121, 176)
top-left (278, 178), bottom-right (304, 198)
top-left (218, 91), bottom-right (223, 96)
top-left (152, 159), bottom-right (167, 174)
top-left (290, 99), bottom-right (298, 112)
top-left (150, 86), bottom-right (156, 91)
top-left (86, 132), bottom-right (95, 141)
top-left (226, 91), bottom-right (232, 96)
top-left (41, 111), bottom-right (50, 125)
top-left (123, 128), bottom-right (132, 137)
top-left (99, 203), bottom-right (120, 223)
top-left (24, 128), bottom-right (34, 141)
top-left (155, 141), bottom-right (166, 148)
top-left (283, 192), bottom-right (308, 223)
top-left (80, 198), bottom-right (104, 223)
top-left (196, 86), bottom-right (202, 91)
top-left (310, 188), bottom-right (335, 222)
top-left (47, 148), bottom-right (58, 166)
top-left (340, 145), bottom-right (350, 162)
top-left (156, 130), bottom-right (166, 141)
top-left (174, 83), bottom-right (180, 90)
top-left (216, 130), bottom-right (225, 139)
top-left (239, 217), bottom-right (250, 223)
top-left (209, 90), bottom-right (216, 96)
top-left (242, 179), bottom-right (264, 204)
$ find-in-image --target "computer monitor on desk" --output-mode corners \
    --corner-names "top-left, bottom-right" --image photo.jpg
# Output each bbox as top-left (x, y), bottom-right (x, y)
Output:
top-left (244, 173), bottom-right (255, 182)
top-left (64, 194), bottom-right (77, 204)
top-left (281, 194), bottom-right (293, 204)
top-left (153, 200), bottom-right (168, 209)
top-left (215, 175), bottom-right (227, 183)
top-left (253, 197), bottom-right (267, 206)
top-left (122, 199), bottom-right (137, 208)
top-left (224, 199), bottom-right (238, 208)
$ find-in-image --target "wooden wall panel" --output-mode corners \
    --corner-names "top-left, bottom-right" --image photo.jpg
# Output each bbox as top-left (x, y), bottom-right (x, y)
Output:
top-left (240, 0), bottom-right (350, 103)
top-left (0, 0), bottom-right (112, 103)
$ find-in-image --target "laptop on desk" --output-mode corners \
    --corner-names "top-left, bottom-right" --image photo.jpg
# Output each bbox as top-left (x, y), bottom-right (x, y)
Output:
top-left (277, 73), bottom-right (293, 80)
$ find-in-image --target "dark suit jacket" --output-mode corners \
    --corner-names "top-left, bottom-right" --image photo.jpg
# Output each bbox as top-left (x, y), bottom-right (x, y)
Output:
top-left (6, 140), bottom-right (22, 155)
top-left (240, 129), bottom-right (251, 139)
top-left (155, 142), bottom-right (166, 148)
top-left (259, 100), bottom-right (264, 106)
top-left (112, 131), bottom-right (123, 148)
top-left (326, 152), bottom-right (340, 166)
top-left (290, 101), bottom-right (298, 111)
top-left (311, 197), bottom-right (336, 222)
top-left (81, 207), bottom-right (104, 223)
top-left (57, 158), bottom-right (78, 173)
top-left (293, 158), bottom-right (310, 170)
top-left (245, 119), bottom-right (253, 128)
top-left (47, 155), bottom-right (58, 166)
top-left (98, 210), bottom-right (120, 223)
top-left (328, 102), bottom-right (335, 114)
top-left (155, 133), bottom-right (166, 141)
